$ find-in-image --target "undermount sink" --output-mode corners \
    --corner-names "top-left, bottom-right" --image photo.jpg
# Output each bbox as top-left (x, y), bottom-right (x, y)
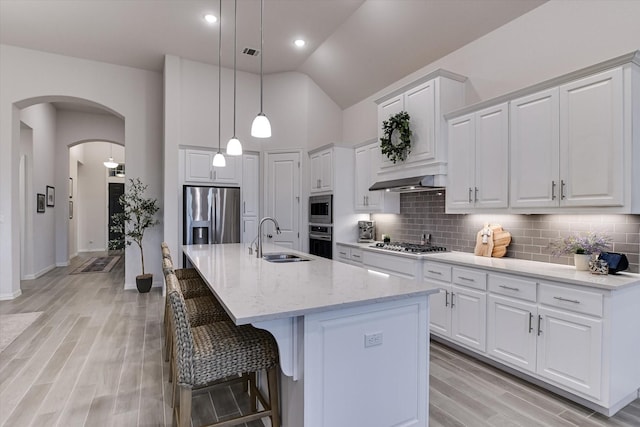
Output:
top-left (263, 252), bottom-right (312, 263)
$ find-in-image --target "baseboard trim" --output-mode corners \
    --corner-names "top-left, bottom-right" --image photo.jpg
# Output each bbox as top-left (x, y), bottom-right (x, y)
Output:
top-left (0, 289), bottom-right (22, 300)
top-left (56, 260), bottom-right (70, 267)
top-left (34, 264), bottom-right (56, 279)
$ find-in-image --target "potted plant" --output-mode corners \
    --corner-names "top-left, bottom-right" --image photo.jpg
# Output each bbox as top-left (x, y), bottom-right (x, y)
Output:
top-left (549, 232), bottom-right (612, 271)
top-left (109, 177), bottom-right (160, 292)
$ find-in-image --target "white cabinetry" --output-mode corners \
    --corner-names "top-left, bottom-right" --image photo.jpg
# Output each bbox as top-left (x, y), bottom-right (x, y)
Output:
top-left (559, 68), bottom-right (624, 207)
top-left (446, 103), bottom-right (509, 212)
top-left (375, 71), bottom-right (466, 181)
top-left (184, 149), bottom-right (241, 185)
top-left (511, 68), bottom-right (625, 210)
top-left (241, 153), bottom-right (259, 244)
top-left (362, 251), bottom-right (421, 280)
top-left (354, 142), bottom-right (399, 213)
top-left (487, 273), bottom-right (604, 400)
top-left (425, 263), bottom-right (487, 352)
top-left (335, 244), bottom-right (363, 266)
top-left (309, 148), bottom-right (332, 194)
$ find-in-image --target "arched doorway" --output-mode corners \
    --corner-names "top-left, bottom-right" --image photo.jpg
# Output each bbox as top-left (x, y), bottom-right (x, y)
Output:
top-left (14, 96), bottom-right (125, 290)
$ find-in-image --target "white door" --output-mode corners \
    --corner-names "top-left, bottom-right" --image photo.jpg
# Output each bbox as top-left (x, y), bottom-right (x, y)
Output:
top-left (474, 103), bottom-right (509, 209)
top-left (378, 94), bottom-right (404, 169)
top-left (510, 88), bottom-right (560, 209)
top-left (559, 68), bottom-right (624, 207)
top-left (309, 153), bottom-right (321, 193)
top-left (428, 284), bottom-right (452, 337)
top-left (536, 306), bottom-right (603, 399)
top-left (487, 295), bottom-right (537, 373)
top-left (242, 217), bottom-right (258, 245)
top-left (354, 146), bottom-right (369, 210)
top-left (185, 149), bottom-right (213, 182)
top-left (265, 152), bottom-right (300, 250)
top-left (242, 154), bottom-right (259, 217)
top-left (404, 80), bottom-right (436, 163)
top-left (366, 144), bottom-right (383, 209)
top-left (450, 285), bottom-right (486, 352)
top-left (446, 114), bottom-right (475, 211)
top-left (213, 155), bottom-right (240, 185)
top-left (319, 150), bottom-right (332, 192)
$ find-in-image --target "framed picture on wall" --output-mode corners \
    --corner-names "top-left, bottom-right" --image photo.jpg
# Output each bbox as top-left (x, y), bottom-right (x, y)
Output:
top-left (69, 201), bottom-right (73, 219)
top-left (69, 177), bottom-right (73, 199)
top-left (37, 193), bottom-right (45, 213)
top-left (46, 185), bottom-right (55, 207)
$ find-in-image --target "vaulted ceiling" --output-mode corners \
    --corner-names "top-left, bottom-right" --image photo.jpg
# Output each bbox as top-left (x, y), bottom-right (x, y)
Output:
top-left (0, 0), bottom-right (546, 108)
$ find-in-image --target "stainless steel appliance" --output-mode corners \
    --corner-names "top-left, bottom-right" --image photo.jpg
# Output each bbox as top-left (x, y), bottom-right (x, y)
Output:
top-left (309, 195), bottom-right (332, 224)
top-left (358, 220), bottom-right (375, 243)
top-left (183, 185), bottom-right (240, 255)
top-left (371, 242), bottom-right (447, 254)
top-left (309, 225), bottom-right (332, 259)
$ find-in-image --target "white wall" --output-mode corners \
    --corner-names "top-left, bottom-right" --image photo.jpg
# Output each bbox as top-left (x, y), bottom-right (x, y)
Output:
top-left (0, 44), bottom-right (163, 298)
top-left (342, 0), bottom-right (640, 145)
top-left (19, 103), bottom-right (57, 278)
top-left (163, 56), bottom-right (343, 261)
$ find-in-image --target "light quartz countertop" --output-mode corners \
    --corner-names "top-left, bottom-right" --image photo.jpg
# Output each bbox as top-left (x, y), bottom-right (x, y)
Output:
top-left (183, 243), bottom-right (439, 325)
top-left (336, 241), bottom-right (640, 291)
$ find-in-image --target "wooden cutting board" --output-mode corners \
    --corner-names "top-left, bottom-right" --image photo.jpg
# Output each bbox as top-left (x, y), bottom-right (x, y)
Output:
top-left (474, 224), bottom-right (511, 258)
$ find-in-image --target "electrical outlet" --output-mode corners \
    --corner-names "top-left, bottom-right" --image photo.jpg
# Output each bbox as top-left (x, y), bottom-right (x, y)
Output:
top-left (364, 332), bottom-right (383, 348)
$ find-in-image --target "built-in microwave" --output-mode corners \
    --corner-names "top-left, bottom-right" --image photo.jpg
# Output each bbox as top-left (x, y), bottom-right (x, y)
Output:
top-left (309, 195), bottom-right (332, 224)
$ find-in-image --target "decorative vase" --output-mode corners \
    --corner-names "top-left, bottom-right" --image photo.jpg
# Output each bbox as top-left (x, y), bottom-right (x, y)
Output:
top-left (573, 254), bottom-right (591, 271)
top-left (136, 274), bottom-right (153, 293)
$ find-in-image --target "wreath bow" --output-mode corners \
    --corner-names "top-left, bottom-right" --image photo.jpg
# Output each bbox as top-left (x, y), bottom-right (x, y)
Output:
top-left (380, 111), bottom-right (411, 163)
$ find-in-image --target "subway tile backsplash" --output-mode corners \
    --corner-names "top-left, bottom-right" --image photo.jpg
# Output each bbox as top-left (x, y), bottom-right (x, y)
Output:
top-left (371, 191), bottom-right (640, 273)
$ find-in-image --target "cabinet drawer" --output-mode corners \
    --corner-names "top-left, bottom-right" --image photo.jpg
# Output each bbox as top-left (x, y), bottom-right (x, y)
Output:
top-left (539, 282), bottom-right (603, 317)
top-left (350, 248), bottom-right (363, 263)
top-left (489, 274), bottom-right (537, 302)
top-left (336, 246), bottom-right (350, 260)
top-left (452, 267), bottom-right (487, 291)
top-left (424, 262), bottom-right (452, 282)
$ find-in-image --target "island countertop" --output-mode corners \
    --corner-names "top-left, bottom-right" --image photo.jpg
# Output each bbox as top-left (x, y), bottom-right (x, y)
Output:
top-left (183, 243), bottom-right (439, 325)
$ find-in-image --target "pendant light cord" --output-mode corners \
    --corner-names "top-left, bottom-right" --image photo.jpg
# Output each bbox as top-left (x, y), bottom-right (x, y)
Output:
top-left (233, 0), bottom-right (237, 137)
top-left (259, 0), bottom-right (264, 113)
top-left (218, 0), bottom-right (222, 153)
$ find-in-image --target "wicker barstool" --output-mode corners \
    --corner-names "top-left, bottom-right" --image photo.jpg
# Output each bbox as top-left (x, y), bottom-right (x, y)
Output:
top-left (166, 273), bottom-right (280, 427)
top-left (160, 243), bottom-right (211, 298)
top-left (161, 255), bottom-right (229, 364)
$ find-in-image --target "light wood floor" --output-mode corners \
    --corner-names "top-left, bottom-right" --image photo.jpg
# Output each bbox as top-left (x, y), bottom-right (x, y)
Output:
top-left (1, 253), bottom-right (639, 427)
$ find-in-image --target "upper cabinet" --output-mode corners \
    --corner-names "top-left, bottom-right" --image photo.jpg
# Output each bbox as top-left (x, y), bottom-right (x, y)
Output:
top-left (184, 149), bottom-right (241, 186)
top-left (447, 51), bottom-right (640, 214)
top-left (354, 142), bottom-right (400, 213)
top-left (309, 147), bottom-right (333, 194)
top-left (447, 103), bottom-right (509, 212)
top-left (375, 70), bottom-right (467, 181)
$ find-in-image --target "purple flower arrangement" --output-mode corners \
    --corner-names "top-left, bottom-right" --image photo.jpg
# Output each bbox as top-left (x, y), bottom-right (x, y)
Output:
top-left (549, 232), bottom-right (613, 256)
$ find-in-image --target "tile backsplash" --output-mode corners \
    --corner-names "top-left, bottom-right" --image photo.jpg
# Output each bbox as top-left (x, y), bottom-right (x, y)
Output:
top-left (371, 191), bottom-right (640, 273)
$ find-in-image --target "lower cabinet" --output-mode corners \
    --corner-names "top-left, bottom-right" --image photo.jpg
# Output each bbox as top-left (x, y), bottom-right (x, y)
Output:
top-left (426, 263), bottom-right (487, 353)
top-left (335, 244), bottom-right (363, 266)
top-left (487, 274), bottom-right (604, 401)
top-left (362, 250), bottom-right (421, 280)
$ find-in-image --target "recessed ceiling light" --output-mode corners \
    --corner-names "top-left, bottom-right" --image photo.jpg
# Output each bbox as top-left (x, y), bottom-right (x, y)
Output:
top-left (294, 39), bottom-right (306, 47)
top-left (204, 14), bottom-right (217, 24)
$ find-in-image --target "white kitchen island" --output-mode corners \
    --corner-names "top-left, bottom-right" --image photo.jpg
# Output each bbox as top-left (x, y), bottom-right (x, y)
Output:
top-left (183, 243), bottom-right (439, 427)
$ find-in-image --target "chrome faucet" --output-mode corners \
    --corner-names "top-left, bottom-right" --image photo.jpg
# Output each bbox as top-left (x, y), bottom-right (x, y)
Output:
top-left (257, 217), bottom-right (281, 258)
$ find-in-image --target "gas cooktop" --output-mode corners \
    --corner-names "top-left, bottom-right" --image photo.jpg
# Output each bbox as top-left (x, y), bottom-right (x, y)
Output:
top-left (371, 242), bottom-right (448, 254)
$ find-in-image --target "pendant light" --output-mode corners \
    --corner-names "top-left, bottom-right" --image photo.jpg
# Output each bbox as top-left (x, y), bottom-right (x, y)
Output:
top-left (250, 0), bottom-right (271, 138)
top-left (212, 0), bottom-right (226, 167)
top-left (103, 143), bottom-right (118, 168)
top-left (226, 0), bottom-right (242, 155)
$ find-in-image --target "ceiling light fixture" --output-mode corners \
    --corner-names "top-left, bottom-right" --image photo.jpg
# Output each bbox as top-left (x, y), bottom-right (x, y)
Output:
top-left (212, 0), bottom-right (226, 168)
top-left (250, 0), bottom-right (271, 138)
top-left (226, 0), bottom-right (242, 156)
top-left (294, 39), bottom-right (306, 47)
top-left (103, 143), bottom-right (118, 168)
top-left (204, 14), bottom-right (217, 24)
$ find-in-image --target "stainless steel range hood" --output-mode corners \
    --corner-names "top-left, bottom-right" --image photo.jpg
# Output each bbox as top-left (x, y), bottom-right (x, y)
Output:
top-left (369, 175), bottom-right (445, 193)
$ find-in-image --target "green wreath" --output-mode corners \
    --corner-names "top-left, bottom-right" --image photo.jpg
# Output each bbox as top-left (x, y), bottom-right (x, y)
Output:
top-left (380, 111), bottom-right (412, 163)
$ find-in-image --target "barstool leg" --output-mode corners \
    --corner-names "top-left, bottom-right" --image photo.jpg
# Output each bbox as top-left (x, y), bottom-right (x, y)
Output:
top-left (267, 367), bottom-right (280, 427)
top-left (178, 386), bottom-right (192, 427)
top-left (249, 372), bottom-right (257, 412)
